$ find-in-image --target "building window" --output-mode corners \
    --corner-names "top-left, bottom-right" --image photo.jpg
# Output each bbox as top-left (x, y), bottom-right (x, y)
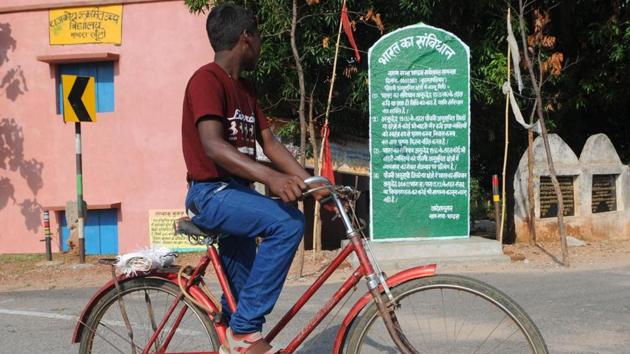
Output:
top-left (59, 208), bottom-right (119, 255)
top-left (56, 61), bottom-right (114, 114)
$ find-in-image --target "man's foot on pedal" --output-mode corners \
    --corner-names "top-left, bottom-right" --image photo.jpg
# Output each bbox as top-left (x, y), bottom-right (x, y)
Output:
top-left (219, 328), bottom-right (277, 354)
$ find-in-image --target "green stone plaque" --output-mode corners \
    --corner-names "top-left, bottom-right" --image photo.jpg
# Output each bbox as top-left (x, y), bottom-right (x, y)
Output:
top-left (368, 24), bottom-right (470, 240)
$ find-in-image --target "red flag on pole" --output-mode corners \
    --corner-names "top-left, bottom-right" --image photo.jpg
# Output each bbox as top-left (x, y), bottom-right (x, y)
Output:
top-left (320, 123), bottom-right (335, 185)
top-left (341, 2), bottom-right (361, 62)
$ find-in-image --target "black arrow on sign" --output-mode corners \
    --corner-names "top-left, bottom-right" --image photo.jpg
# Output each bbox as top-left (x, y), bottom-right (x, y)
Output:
top-left (67, 76), bottom-right (93, 122)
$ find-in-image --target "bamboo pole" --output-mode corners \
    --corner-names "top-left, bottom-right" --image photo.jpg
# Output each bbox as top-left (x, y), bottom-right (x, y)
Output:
top-left (499, 7), bottom-right (512, 245)
top-left (312, 0), bottom-right (347, 253)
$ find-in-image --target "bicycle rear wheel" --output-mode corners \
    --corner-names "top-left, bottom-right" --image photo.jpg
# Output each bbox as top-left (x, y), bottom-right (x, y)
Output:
top-left (346, 274), bottom-right (548, 354)
top-left (79, 277), bottom-right (219, 354)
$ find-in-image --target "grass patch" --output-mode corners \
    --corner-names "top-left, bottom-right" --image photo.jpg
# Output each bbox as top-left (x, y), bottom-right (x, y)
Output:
top-left (0, 253), bottom-right (45, 265)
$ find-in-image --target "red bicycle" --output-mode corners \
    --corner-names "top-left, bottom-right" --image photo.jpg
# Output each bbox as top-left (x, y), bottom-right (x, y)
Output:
top-left (72, 177), bottom-right (548, 353)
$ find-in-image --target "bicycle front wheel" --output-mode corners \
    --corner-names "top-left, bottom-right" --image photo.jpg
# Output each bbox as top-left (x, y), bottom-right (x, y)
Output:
top-left (79, 277), bottom-right (220, 354)
top-left (346, 274), bottom-right (548, 354)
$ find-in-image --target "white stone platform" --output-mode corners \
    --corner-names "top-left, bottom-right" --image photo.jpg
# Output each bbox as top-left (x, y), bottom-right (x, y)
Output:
top-left (344, 236), bottom-right (509, 272)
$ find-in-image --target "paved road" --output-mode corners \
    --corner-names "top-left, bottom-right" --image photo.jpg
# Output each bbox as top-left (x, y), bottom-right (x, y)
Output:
top-left (1, 265), bottom-right (629, 353)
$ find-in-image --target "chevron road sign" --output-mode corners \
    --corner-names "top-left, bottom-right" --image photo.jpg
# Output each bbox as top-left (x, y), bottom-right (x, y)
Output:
top-left (62, 75), bottom-right (96, 123)
top-left (60, 74), bottom-right (96, 262)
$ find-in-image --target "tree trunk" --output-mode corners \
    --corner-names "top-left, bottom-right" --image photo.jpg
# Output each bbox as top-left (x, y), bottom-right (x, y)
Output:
top-left (518, 0), bottom-right (568, 265)
top-left (527, 129), bottom-right (537, 245)
top-left (290, 0), bottom-right (307, 276)
top-left (290, 1), bottom-right (307, 168)
top-left (307, 93), bottom-right (322, 253)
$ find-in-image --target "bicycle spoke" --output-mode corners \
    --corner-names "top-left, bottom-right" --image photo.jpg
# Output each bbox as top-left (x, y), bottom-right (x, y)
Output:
top-left (412, 308), bottom-right (429, 353)
top-left (392, 319), bottom-right (419, 354)
top-left (446, 289), bottom-right (479, 354)
top-left (485, 326), bottom-right (522, 354)
top-left (446, 310), bottom-right (470, 354)
top-left (145, 289), bottom-right (161, 352)
top-left (347, 275), bottom-right (547, 354)
top-left (80, 279), bottom-right (218, 354)
top-left (80, 319), bottom-right (142, 354)
top-left (473, 315), bottom-right (509, 354)
top-left (441, 288), bottom-right (448, 344)
top-left (118, 295), bottom-right (137, 351)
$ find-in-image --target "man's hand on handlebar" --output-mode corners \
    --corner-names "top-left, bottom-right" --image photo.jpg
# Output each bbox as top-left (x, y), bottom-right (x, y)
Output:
top-left (300, 177), bottom-right (356, 219)
top-left (267, 174), bottom-right (307, 203)
top-left (267, 175), bottom-right (334, 204)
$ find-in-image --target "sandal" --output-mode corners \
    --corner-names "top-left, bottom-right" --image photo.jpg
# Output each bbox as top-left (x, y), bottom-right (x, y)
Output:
top-left (219, 328), bottom-right (278, 354)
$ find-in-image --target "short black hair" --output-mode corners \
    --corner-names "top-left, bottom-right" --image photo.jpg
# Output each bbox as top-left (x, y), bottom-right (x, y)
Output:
top-left (206, 4), bottom-right (258, 52)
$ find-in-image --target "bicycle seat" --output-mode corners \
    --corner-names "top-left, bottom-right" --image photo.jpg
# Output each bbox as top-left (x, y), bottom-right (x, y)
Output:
top-left (174, 217), bottom-right (221, 241)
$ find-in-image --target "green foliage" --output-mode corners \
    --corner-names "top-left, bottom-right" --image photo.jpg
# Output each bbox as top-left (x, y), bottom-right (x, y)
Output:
top-left (183, 1), bottom-right (515, 137)
top-left (472, 51), bottom-right (507, 106)
top-left (184, 0), bottom-right (211, 14)
top-left (548, 1), bottom-right (630, 161)
top-left (183, 0), bottom-right (630, 195)
top-left (274, 120), bottom-right (299, 143)
top-left (470, 177), bottom-right (493, 220)
top-left (196, 0), bottom-right (373, 137)
top-left (274, 120), bottom-right (315, 158)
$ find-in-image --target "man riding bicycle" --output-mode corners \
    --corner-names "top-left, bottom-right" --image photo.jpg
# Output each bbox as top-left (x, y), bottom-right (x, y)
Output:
top-left (181, 4), bottom-right (324, 353)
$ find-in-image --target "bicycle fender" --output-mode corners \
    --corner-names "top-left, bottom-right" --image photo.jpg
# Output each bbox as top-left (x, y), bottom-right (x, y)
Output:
top-left (332, 264), bottom-right (437, 354)
top-left (71, 272), bottom-right (179, 343)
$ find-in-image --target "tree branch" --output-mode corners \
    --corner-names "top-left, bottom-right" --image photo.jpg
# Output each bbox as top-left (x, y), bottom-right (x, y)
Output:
top-left (518, 0), bottom-right (569, 266)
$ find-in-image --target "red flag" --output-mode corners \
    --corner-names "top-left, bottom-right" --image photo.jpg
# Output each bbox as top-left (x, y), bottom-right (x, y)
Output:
top-left (341, 2), bottom-right (361, 62)
top-left (320, 123), bottom-right (335, 185)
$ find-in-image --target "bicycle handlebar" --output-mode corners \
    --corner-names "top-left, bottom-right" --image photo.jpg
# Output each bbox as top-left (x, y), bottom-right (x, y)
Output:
top-left (301, 177), bottom-right (334, 199)
top-left (301, 176), bottom-right (357, 233)
top-left (302, 177), bottom-right (359, 200)
top-left (304, 176), bottom-right (333, 187)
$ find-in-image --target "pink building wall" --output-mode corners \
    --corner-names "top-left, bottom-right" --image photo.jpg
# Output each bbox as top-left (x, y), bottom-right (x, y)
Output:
top-left (0, 0), bottom-right (213, 253)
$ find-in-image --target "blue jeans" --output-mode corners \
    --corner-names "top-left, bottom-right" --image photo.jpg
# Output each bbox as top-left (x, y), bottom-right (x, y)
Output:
top-left (185, 178), bottom-right (305, 333)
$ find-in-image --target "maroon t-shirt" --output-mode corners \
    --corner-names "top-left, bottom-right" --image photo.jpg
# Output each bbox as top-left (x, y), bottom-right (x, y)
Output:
top-left (182, 62), bottom-right (269, 182)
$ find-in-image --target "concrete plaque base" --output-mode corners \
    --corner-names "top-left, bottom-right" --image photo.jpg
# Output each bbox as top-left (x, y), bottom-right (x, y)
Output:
top-left (344, 236), bottom-right (509, 272)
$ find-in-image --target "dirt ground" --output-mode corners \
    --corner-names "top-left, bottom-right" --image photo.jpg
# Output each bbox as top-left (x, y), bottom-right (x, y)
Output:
top-left (1, 239), bottom-right (629, 292)
top-left (0, 249), bottom-right (351, 292)
top-left (445, 238), bottom-right (630, 274)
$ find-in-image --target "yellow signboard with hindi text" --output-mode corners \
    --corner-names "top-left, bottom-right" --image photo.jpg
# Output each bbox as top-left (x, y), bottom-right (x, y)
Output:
top-left (149, 210), bottom-right (206, 252)
top-left (49, 5), bottom-right (123, 45)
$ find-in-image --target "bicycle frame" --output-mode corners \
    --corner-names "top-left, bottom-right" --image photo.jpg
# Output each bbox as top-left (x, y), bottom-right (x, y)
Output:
top-left (73, 177), bottom-right (437, 353)
top-left (134, 239), bottom-right (373, 352)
